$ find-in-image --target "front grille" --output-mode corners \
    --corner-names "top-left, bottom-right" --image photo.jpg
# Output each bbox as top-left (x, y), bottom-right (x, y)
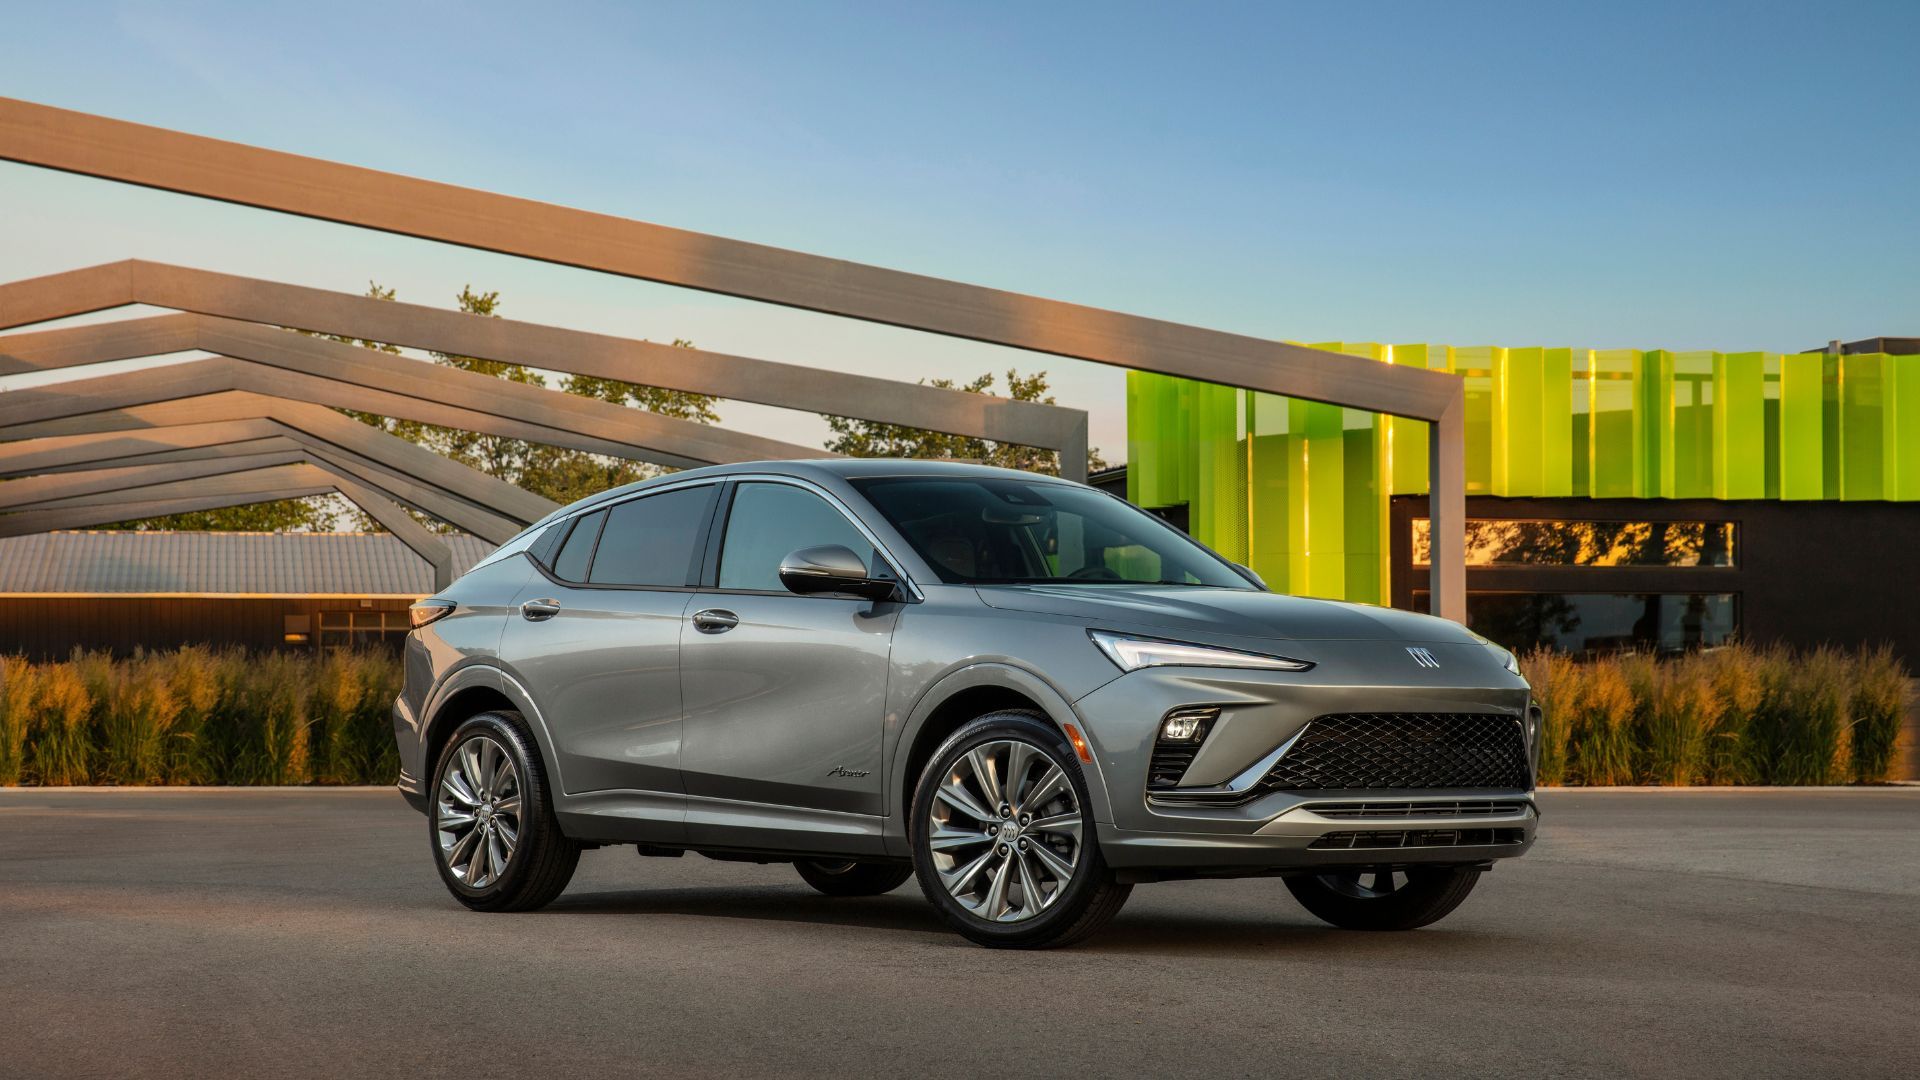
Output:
top-left (1309, 827), bottom-right (1527, 850)
top-left (1305, 799), bottom-right (1530, 819)
top-left (1260, 713), bottom-right (1530, 792)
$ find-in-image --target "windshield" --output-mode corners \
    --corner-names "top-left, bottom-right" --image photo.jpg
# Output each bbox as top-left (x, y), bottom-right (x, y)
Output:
top-left (850, 476), bottom-right (1255, 589)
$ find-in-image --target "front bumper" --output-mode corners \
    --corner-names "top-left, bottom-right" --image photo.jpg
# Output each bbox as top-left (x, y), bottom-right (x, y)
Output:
top-left (1072, 640), bottom-right (1537, 871)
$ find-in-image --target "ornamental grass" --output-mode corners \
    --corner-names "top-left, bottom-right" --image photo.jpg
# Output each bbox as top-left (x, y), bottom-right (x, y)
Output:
top-left (0, 642), bottom-right (1906, 786)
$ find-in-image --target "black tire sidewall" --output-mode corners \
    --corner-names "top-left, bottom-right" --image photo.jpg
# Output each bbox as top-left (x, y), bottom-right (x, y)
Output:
top-left (910, 711), bottom-right (1110, 947)
top-left (428, 711), bottom-right (559, 907)
top-left (1285, 865), bottom-right (1481, 930)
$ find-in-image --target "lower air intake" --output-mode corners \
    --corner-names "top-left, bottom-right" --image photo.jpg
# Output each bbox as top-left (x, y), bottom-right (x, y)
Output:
top-left (1309, 828), bottom-right (1527, 850)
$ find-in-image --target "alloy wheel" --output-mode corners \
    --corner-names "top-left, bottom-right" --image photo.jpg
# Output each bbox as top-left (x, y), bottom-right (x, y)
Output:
top-left (925, 738), bottom-right (1083, 923)
top-left (435, 734), bottom-right (523, 889)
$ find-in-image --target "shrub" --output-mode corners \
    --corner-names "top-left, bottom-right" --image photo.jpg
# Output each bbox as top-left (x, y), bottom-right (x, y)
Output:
top-left (1847, 646), bottom-right (1907, 784)
top-left (1519, 649), bottom-right (1577, 785)
top-left (0, 657), bottom-right (38, 786)
top-left (98, 652), bottom-right (184, 786)
top-left (1571, 660), bottom-right (1638, 785)
top-left (163, 646), bottom-right (227, 785)
top-left (31, 662), bottom-right (97, 786)
top-left (227, 652), bottom-right (311, 786)
top-left (1702, 645), bottom-right (1768, 785)
top-left (1641, 655), bottom-right (1723, 786)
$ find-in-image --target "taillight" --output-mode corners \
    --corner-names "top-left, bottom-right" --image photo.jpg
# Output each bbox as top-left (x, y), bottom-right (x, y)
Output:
top-left (409, 599), bottom-right (456, 629)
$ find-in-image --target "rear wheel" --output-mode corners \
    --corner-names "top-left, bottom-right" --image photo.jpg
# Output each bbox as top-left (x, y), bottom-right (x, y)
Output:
top-left (1285, 865), bottom-right (1481, 930)
top-left (794, 859), bottom-right (914, 896)
top-left (910, 711), bottom-right (1130, 948)
top-left (430, 711), bottom-right (580, 912)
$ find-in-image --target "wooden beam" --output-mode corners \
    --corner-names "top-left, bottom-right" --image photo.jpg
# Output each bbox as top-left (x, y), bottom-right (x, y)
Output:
top-left (0, 261), bottom-right (1091, 476)
top-left (0, 99), bottom-right (1460, 422)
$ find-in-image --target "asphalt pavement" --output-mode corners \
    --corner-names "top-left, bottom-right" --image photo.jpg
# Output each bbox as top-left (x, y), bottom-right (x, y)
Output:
top-left (2, 787), bottom-right (1916, 1079)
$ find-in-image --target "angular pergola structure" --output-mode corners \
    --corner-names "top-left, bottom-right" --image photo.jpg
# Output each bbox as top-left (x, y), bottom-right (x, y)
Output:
top-left (0, 97), bottom-right (1466, 616)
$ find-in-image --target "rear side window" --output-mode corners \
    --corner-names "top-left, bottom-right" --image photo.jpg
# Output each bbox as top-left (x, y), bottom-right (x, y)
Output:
top-left (551, 510), bottom-right (605, 582)
top-left (587, 485), bottom-right (717, 587)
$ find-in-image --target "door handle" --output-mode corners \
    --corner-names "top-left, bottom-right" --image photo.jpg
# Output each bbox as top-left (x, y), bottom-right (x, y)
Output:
top-left (520, 598), bottom-right (562, 622)
top-left (691, 608), bottom-right (739, 634)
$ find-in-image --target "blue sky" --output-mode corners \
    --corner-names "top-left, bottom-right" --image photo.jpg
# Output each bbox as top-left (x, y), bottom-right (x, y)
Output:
top-left (4, 0), bottom-right (1915, 453)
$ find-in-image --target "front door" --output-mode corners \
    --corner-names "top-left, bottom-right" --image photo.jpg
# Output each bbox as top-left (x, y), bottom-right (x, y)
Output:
top-left (679, 480), bottom-right (900, 846)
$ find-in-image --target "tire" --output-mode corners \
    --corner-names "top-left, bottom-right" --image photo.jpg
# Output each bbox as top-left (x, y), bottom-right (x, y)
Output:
top-left (1285, 865), bottom-right (1481, 930)
top-left (429, 711), bottom-right (581, 912)
top-left (794, 859), bottom-right (914, 897)
top-left (910, 710), bottom-right (1130, 948)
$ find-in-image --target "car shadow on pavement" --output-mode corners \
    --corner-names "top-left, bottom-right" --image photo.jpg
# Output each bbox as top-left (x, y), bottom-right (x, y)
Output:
top-left (537, 884), bottom-right (1522, 957)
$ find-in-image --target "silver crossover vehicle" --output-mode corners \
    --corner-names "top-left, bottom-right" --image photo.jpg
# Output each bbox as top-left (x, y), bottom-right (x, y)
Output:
top-left (395, 460), bottom-right (1537, 947)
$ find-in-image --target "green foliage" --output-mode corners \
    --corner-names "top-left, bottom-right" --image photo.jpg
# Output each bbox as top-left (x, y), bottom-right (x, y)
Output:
top-left (0, 643), bottom-right (1903, 787)
top-left (1524, 643), bottom-right (1910, 786)
top-left (1848, 646), bottom-right (1909, 784)
top-left (825, 368), bottom-right (1109, 476)
top-left (0, 647), bottom-right (403, 786)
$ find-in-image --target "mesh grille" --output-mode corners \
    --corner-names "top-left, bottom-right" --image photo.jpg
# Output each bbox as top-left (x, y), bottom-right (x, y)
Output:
top-left (1260, 713), bottom-right (1530, 792)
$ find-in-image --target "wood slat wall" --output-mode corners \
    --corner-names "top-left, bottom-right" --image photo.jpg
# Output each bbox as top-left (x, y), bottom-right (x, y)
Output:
top-left (0, 596), bottom-right (414, 658)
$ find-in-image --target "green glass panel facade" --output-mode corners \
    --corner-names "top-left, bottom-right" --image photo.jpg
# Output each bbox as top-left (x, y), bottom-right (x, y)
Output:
top-left (1126, 345), bottom-right (1918, 605)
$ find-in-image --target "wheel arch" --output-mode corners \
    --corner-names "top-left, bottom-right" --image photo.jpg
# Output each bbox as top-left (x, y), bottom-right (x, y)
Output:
top-left (888, 663), bottom-right (1113, 853)
top-left (420, 664), bottom-right (566, 797)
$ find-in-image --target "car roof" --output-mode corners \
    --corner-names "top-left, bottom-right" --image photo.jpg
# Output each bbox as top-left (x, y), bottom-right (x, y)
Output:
top-left (540, 458), bottom-right (1079, 523)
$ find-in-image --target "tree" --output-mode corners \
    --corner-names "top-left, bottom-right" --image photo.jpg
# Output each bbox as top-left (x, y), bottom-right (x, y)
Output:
top-left (824, 368), bottom-right (1107, 476)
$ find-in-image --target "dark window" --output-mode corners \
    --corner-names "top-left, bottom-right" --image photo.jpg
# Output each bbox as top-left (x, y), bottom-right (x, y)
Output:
top-left (719, 483), bottom-right (876, 592)
top-left (1414, 591), bottom-right (1738, 656)
top-left (316, 610), bottom-right (411, 650)
top-left (551, 510), bottom-right (605, 582)
top-left (588, 486), bottom-right (716, 587)
top-left (1412, 518), bottom-right (1735, 567)
top-left (852, 477), bottom-right (1250, 588)
top-left (527, 519), bottom-right (570, 570)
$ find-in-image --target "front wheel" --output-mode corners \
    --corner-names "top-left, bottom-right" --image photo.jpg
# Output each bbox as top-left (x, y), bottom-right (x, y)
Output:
top-left (910, 710), bottom-right (1130, 948)
top-left (1285, 865), bottom-right (1481, 930)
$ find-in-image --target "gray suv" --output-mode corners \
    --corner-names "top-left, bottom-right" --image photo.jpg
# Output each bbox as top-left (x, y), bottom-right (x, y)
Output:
top-left (394, 460), bottom-right (1538, 947)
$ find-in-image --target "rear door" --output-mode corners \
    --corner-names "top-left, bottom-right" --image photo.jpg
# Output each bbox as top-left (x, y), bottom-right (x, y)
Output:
top-left (678, 480), bottom-right (901, 844)
top-left (499, 483), bottom-right (718, 808)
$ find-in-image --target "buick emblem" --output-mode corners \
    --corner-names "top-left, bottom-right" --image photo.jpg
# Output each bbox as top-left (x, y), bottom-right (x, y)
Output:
top-left (1406, 647), bottom-right (1441, 669)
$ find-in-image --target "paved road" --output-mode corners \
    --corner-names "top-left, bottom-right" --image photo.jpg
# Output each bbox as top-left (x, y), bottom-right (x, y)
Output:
top-left (2, 789), bottom-right (1916, 1079)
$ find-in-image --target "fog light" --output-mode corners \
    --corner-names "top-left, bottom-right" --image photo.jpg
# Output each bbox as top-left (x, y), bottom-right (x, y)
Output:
top-left (1158, 706), bottom-right (1218, 744)
top-left (1162, 714), bottom-right (1205, 741)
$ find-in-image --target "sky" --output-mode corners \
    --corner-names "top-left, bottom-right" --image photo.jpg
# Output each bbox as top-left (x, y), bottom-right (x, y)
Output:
top-left (3, 0), bottom-right (1916, 456)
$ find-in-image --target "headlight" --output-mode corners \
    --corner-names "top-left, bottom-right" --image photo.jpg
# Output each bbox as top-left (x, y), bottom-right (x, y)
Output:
top-left (1089, 630), bottom-right (1313, 673)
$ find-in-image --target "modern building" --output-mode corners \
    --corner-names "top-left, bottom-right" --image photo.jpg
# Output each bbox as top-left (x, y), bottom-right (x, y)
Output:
top-left (0, 531), bottom-right (491, 659)
top-left (1113, 336), bottom-right (1920, 662)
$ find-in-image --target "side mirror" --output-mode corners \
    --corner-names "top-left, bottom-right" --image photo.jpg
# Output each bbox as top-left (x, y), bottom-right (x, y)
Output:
top-left (1233, 563), bottom-right (1269, 590)
top-left (778, 545), bottom-right (898, 601)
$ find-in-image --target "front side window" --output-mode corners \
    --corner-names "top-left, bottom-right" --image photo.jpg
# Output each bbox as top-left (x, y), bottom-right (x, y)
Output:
top-left (851, 477), bottom-right (1252, 588)
top-left (718, 483), bottom-right (877, 591)
top-left (585, 485), bottom-right (716, 587)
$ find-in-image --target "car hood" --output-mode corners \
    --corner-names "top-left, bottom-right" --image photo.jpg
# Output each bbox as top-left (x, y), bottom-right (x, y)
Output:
top-left (972, 584), bottom-right (1478, 644)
